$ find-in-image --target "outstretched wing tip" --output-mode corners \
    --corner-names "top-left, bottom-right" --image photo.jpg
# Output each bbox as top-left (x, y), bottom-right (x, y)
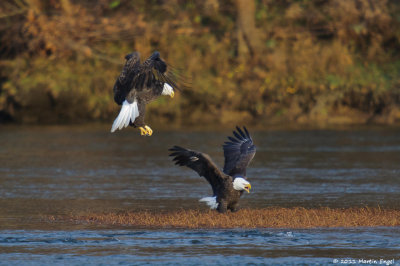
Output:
top-left (222, 126), bottom-right (256, 176)
top-left (243, 126), bottom-right (251, 139)
top-left (232, 126), bottom-right (252, 140)
top-left (168, 146), bottom-right (186, 157)
top-left (234, 126), bottom-right (249, 139)
top-left (125, 51), bottom-right (140, 60)
top-left (168, 146), bottom-right (224, 193)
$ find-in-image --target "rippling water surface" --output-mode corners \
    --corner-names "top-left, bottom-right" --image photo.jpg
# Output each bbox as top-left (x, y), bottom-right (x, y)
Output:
top-left (1, 125), bottom-right (399, 264)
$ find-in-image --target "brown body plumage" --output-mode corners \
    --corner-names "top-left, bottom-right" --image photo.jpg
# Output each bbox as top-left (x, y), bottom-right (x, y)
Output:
top-left (169, 127), bottom-right (256, 213)
top-left (111, 51), bottom-right (179, 135)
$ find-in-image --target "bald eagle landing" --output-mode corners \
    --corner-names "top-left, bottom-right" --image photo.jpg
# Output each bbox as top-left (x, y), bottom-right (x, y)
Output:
top-left (111, 51), bottom-right (179, 136)
top-left (169, 127), bottom-right (256, 213)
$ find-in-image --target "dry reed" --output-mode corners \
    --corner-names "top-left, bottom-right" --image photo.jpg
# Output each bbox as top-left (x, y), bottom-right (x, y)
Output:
top-left (53, 207), bottom-right (400, 229)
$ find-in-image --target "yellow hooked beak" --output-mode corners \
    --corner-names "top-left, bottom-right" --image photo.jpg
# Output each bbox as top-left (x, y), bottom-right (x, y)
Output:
top-left (244, 184), bottom-right (251, 193)
top-left (170, 90), bottom-right (175, 98)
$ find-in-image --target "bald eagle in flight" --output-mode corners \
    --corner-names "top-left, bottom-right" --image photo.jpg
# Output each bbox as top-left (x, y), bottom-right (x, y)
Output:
top-left (111, 51), bottom-right (179, 135)
top-left (169, 126), bottom-right (256, 213)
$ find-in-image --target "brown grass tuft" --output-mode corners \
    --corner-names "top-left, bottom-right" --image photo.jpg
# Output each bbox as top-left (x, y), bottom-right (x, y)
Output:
top-left (57, 207), bottom-right (400, 229)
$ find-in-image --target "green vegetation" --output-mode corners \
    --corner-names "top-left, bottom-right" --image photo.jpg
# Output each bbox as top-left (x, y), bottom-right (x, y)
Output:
top-left (1, 0), bottom-right (400, 126)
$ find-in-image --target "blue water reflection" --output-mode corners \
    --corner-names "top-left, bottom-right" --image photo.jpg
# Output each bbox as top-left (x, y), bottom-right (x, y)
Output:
top-left (0, 125), bottom-right (399, 264)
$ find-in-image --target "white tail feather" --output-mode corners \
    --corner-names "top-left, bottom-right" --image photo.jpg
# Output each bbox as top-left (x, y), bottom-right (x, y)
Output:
top-left (124, 102), bottom-right (132, 128)
top-left (199, 196), bottom-right (218, 210)
top-left (111, 100), bottom-right (139, 132)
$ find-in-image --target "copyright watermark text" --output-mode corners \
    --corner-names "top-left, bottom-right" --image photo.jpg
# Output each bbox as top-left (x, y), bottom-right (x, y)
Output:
top-left (332, 259), bottom-right (395, 265)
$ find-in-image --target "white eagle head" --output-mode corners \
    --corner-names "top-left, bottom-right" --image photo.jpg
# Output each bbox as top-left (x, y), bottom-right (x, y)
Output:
top-left (162, 83), bottom-right (174, 98)
top-left (233, 177), bottom-right (251, 193)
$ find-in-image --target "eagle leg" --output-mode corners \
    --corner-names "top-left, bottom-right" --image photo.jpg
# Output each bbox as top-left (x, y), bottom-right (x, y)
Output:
top-left (144, 125), bottom-right (153, 136)
top-left (139, 127), bottom-right (148, 136)
top-left (229, 203), bottom-right (240, 213)
top-left (138, 125), bottom-right (153, 136)
top-left (216, 200), bottom-right (228, 213)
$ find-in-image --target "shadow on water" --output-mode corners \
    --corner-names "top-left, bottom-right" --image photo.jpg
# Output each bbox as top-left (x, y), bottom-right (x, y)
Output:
top-left (0, 125), bottom-right (400, 263)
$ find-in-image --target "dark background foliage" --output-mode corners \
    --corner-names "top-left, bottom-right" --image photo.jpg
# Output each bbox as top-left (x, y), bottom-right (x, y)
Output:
top-left (1, 0), bottom-right (400, 126)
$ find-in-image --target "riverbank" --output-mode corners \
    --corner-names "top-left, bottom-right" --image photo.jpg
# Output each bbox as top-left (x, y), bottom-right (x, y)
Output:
top-left (56, 207), bottom-right (400, 229)
top-left (2, 1), bottom-right (400, 127)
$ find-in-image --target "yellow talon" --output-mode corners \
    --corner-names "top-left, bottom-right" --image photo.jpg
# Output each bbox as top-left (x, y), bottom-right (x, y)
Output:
top-left (170, 90), bottom-right (174, 98)
top-left (139, 127), bottom-right (147, 136)
top-left (144, 125), bottom-right (153, 136)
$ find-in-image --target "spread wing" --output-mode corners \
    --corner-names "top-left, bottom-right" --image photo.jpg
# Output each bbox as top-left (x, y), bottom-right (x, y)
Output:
top-left (169, 146), bottom-right (228, 195)
top-left (131, 51), bottom-right (180, 93)
top-left (113, 52), bottom-right (141, 105)
top-left (222, 126), bottom-right (256, 177)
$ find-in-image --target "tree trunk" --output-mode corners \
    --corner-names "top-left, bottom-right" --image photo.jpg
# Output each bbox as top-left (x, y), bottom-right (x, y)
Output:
top-left (60, 0), bottom-right (73, 15)
top-left (235, 0), bottom-right (264, 61)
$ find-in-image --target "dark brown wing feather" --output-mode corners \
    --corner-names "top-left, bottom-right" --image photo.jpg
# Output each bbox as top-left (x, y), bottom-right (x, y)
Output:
top-left (169, 146), bottom-right (227, 195)
top-left (131, 51), bottom-right (180, 94)
top-left (113, 52), bottom-right (141, 105)
top-left (222, 126), bottom-right (256, 177)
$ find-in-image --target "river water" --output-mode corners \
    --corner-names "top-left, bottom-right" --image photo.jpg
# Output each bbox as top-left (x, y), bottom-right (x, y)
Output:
top-left (0, 125), bottom-right (399, 264)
